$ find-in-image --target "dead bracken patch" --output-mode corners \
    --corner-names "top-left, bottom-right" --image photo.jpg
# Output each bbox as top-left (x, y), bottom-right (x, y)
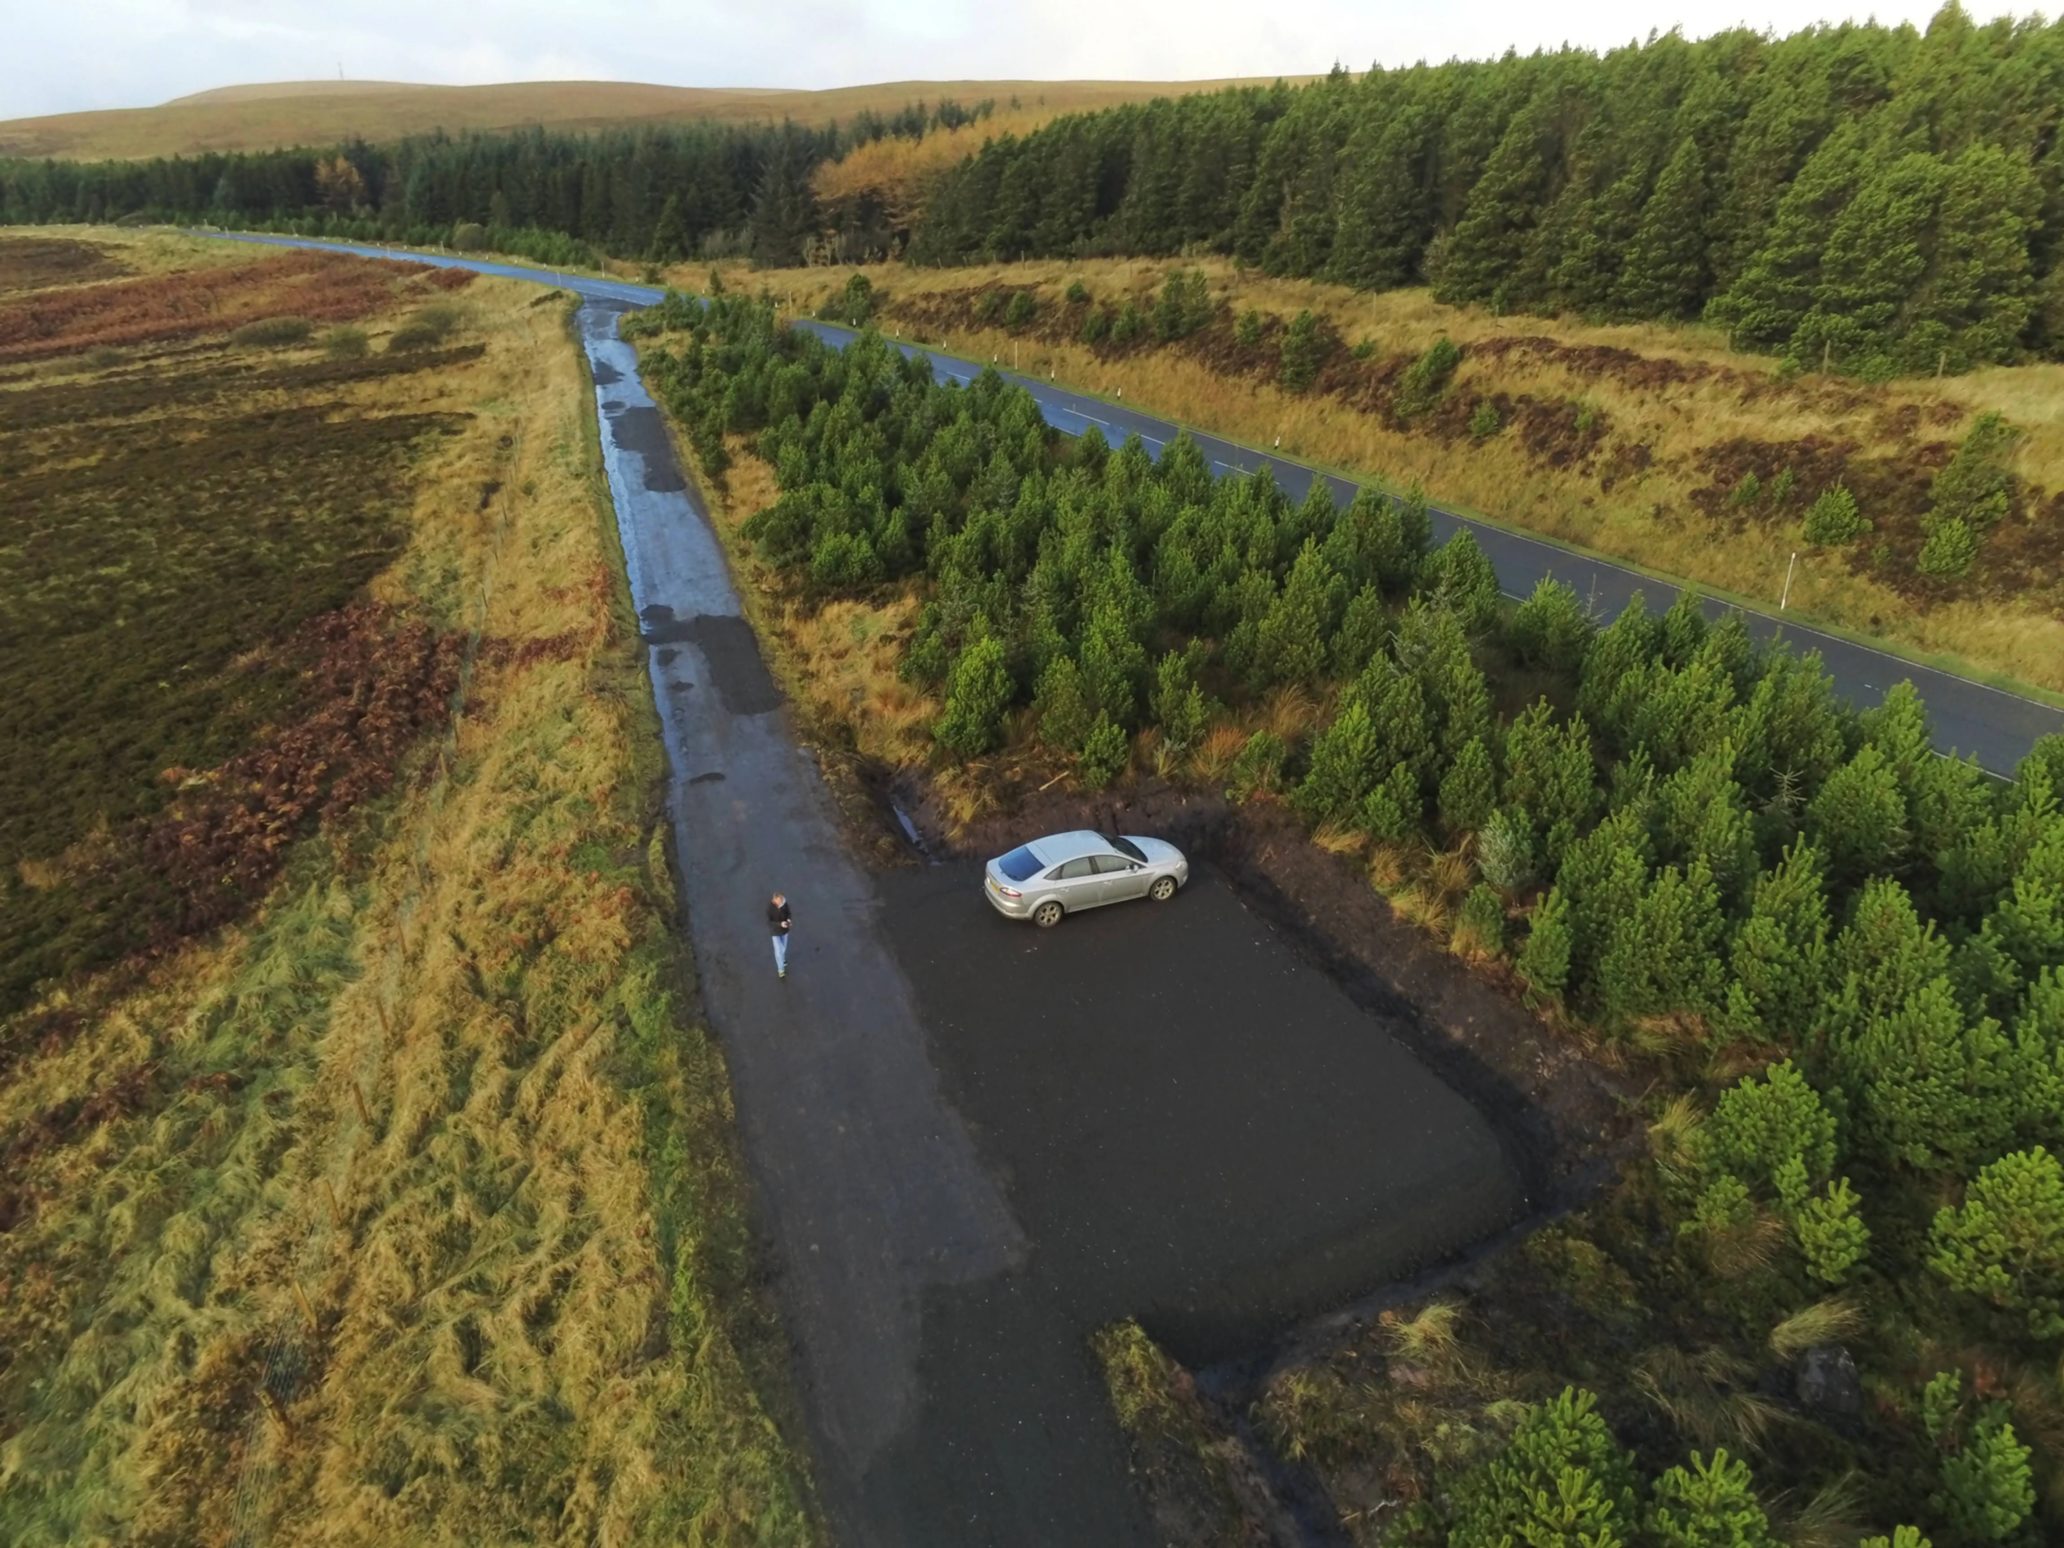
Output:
top-left (0, 267), bottom-right (470, 1017)
top-left (0, 250), bottom-right (428, 362)
top-left (892, 285), bottom-right (1620, 468)
top-left (139, 602), bottom-right (465, 940)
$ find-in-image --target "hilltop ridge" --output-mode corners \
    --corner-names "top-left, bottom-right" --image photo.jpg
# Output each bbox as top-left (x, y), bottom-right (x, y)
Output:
top-left (0, 75), bottom-right (1301, 159)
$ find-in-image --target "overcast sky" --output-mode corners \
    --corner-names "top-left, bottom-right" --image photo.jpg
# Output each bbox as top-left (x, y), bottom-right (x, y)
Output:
top-left (3, 0), bottom-right (2033, 120)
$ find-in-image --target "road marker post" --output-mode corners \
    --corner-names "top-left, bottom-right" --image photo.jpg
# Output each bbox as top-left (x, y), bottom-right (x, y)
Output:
top-left (1781, 551), bottom-right (1797, 611)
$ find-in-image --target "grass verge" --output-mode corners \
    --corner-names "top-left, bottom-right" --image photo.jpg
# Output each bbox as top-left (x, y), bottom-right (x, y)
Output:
top-left (0, 234), bottom-right (813, 1545)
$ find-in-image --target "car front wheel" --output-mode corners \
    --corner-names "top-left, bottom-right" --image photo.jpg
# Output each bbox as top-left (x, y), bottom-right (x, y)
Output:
top-left (1149, 875), bottom-right (1177, 902)
top-left (1033, 900), bottom-right (1064, 928)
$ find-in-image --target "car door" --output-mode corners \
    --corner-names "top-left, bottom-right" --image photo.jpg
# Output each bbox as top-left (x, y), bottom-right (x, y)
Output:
top-left (1048, 856), bottom-right (1102, 909)
top-left (1093, 851), bottom-right (1149, 903)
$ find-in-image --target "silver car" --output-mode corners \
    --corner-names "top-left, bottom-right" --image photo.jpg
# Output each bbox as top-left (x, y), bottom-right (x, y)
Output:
top-left (983, 830), bottom-right (1190, 927)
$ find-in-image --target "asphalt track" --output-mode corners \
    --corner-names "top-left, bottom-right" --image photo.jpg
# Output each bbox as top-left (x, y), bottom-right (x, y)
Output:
top-left (582, 289), bottom-right (1522, 1545)
top-left (207, 231), bottom-right (2064, 776)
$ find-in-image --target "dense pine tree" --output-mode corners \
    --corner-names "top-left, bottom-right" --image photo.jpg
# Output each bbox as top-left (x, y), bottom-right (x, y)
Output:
top-left (1435, 96), bottom-right (1560, 312)
top-left (1724, 840), bottom-right (1833, 1041)
top-left (1646, 1449), bottom-right (1780, 1548)
top-left (1930, 1147), bottom-right (2064, 1336)
top-left (1616, 136), bottom-right (1712, 320)
top-left (1445, 1388), bottom-right (1641, 1548)
top-left (1709, 120), bottom-right (1871, 355)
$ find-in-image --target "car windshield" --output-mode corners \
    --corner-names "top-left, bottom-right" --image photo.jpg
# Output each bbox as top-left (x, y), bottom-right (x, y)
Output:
top-left (996, 844), bottom-right (1045, 882)
top-left (1105, 834), bottom-right (1147, 862)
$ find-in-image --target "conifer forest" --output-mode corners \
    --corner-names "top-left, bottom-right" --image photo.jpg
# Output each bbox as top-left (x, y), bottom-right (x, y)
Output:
top-left (9, 11), bottom-right (2064, 374)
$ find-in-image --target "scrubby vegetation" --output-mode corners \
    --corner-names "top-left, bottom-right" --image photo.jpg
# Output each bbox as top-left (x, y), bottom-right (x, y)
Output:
top-left (1092, 1321), bottom-right (1267, 1547)
top-left (632, 292), bottom-right (2064, 1542)
top-left (0, 237), bottom-right (811, 1544)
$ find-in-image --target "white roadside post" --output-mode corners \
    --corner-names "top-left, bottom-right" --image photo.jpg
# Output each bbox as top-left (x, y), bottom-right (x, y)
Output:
top-left (1781, 551), bottom-right (1798, 610)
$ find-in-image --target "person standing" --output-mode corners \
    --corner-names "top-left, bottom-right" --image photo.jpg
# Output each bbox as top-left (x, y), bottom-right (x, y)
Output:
top-left (768, 892), bottom-right (792, 979)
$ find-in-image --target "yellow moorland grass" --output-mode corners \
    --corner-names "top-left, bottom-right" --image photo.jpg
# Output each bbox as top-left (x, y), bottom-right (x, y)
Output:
top-left (688, 254), bottom-right (2064, 697)
top-left (0, 244), bottom-right (811, 1545)
top-left (0, 77), bottom-right (1297, 160)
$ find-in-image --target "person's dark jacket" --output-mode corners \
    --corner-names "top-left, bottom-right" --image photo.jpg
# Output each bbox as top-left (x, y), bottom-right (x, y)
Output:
top-left (768, 900), bottom-right (791, 935)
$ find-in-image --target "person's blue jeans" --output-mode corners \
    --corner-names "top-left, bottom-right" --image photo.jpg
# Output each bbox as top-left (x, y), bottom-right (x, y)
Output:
top-left (772, 932), bottom-right (788, 975)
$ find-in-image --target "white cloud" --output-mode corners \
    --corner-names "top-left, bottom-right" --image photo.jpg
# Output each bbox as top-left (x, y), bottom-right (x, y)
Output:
top-left (1, 0), bottom-right (2035, 121)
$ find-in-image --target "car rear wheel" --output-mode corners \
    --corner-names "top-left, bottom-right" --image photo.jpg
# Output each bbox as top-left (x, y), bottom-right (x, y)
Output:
top-left (1149, 875), bottom-right (1177, 902)
top-left (1032, 900), bottom-right (1064, 928)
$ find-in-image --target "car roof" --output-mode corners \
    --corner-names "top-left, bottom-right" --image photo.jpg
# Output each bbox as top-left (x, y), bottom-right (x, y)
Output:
top-left (1027, 830), bottom-right (1117, 864)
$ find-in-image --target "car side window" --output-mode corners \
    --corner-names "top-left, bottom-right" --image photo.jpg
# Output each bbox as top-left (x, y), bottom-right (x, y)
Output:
top-left (1054, 858), bottom-right (1096, 880)
top-left (1091, 854), bottom-right (1133, 875)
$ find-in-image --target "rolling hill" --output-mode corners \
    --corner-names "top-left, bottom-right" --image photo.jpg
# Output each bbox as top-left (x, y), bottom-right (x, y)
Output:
top-left (0, 76), bottom-right (1298, 160)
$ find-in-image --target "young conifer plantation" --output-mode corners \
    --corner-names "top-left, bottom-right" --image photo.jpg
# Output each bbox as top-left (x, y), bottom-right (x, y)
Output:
top-left (628, 289), bottom-right (2064, 1541)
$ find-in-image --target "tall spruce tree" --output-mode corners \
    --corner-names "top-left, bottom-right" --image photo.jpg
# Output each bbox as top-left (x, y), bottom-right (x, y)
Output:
top-left (1903, 142), bottom-right (2042, 371)
top-left (1836, 973), bottom-right (2026, 1171)
top-left (1528, 115), bottom-right (1635, 313)
top-left (748, 141), bottom-right (820, 267)
top-left (1327, 104), bottom-right (1435, 290)
top-left (648, 192), bottom-right (689, 261)
top-left (1709, 120), bottom-right (1869, 353)
top-left (1254, 541), bottom-right (1342, 688)
top-left (1435, 96), bottom-right (1560, 310)
top-left (1596, 859), bottom-right (1729, 1028)
top-left (1790, 151), bottom-right (1944, 374)
top-left (1808, 743), bottom-right (1909, 884)
top-left (1616, 136), bottom-right (1711, 319)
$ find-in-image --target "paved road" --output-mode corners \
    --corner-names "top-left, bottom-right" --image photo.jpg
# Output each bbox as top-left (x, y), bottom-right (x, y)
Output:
top-left (577, 293), bottom-right (1522, 1545)
top-left (205, 232), bottom-right (2064, 776)
top-left (579, 299), bottom-right (1060, 1543)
